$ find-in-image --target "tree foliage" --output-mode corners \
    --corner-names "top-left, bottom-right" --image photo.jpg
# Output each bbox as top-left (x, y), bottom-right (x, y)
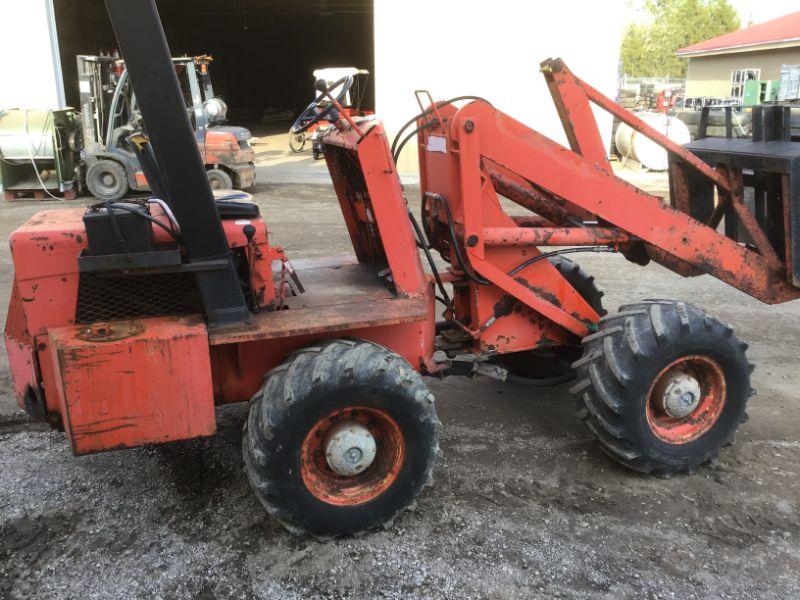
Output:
top-left (621, 0), bottom-right (741, 77)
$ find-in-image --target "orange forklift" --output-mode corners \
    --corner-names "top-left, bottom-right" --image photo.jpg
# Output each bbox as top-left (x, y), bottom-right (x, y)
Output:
top-left (77, 53), bottom-right (255, 200)
top-left (5, 0), bottom-right (800, 536)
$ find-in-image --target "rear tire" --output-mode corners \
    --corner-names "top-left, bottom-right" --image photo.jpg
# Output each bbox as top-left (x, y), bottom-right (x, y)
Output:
top-left (243, 339), bottom-right (440, 536)
top-left (86, 159), bottom-right (129, 202)
top-left (571, 300), bottom-right (753, 475)
top-left (493, 256), bottom-right (605, 385)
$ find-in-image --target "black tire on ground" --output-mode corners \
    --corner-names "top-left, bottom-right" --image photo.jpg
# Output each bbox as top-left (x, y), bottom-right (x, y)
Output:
top-left (571, 300), bottom-right (753, 475)
top-left (86, 159), bottom-right (129, 202)
top-left (493, 256), bottom-right (606, 385)
top-left (243, 339), bottom-right (441, 536)
top-left (289, 132), bottom-right (306, 153)
top-left (206, 168), bottom-right (233, 190)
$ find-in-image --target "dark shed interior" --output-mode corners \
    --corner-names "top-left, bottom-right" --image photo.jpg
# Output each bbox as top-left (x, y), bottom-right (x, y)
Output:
top-left (54, 0), bottom-right (374, 123)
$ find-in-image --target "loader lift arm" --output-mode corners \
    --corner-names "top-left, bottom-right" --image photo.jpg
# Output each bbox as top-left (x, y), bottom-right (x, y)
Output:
top-left (417, 57), bottom-right (798, 347)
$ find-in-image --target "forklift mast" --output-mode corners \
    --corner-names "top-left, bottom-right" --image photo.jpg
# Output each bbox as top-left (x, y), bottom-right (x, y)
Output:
top-left (103, 0), bottom-right (249, 326)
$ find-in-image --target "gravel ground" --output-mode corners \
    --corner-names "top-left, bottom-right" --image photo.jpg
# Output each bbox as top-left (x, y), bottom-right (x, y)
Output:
top-left (1, 181), bottom-right (800, 599)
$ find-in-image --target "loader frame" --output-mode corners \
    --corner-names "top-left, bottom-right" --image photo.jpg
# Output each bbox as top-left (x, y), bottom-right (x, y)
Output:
top-left (5, 0), bottom-right (800, 536)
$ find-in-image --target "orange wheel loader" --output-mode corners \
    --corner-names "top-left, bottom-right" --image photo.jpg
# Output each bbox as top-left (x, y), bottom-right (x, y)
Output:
top-left (6, 0), bottom-right (800, 536)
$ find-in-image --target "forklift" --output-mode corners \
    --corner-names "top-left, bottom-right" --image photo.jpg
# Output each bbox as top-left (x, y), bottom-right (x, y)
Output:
top-left (6, 0), bottom-right (800, 536)
top-left (77, 53), bottom-right (255, 200)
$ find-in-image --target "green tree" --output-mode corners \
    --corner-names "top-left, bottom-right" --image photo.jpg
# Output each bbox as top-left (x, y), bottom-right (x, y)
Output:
top-left (621, 0), bottom-right (741, 77)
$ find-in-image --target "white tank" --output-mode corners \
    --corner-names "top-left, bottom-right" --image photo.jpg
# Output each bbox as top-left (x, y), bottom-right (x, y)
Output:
top-left (615, 112), bottom-right (691, 171)
top-left (0, 109), bottom-right (58, 160)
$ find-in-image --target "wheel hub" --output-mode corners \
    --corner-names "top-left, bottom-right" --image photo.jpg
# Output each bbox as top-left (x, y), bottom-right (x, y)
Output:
top-left (324, 420), bottom-right (377, 476)
top-left (655, 371), bottom-right (702, 418)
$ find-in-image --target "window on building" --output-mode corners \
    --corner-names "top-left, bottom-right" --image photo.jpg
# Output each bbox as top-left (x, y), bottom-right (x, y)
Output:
top-left (730, 69), bottom-right (761, 98)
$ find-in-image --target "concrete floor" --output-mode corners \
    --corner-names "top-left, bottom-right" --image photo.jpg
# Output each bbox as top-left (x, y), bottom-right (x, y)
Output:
top-left (1, 161), bottom-right (799, 598)
top-left (248, 122), bottom-right (420, 185)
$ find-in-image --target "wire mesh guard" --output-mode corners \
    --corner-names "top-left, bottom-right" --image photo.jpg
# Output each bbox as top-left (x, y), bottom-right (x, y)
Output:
top-left (75, 272), bottom-right (202, 323)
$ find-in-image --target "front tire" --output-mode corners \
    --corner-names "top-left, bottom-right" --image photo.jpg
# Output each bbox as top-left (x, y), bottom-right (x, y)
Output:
top-left (571, 300), bottom-right (753, 475)
top-left (86, 159), bottom-right (129, 202)
top-left (243, 339), bottom-right (440, 536)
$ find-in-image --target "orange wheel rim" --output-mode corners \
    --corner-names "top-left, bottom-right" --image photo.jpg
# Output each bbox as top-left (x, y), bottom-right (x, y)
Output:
top-left (300, 407), bottom-right (405, 506)
top-left (646, 355), bottom-right (726, 444)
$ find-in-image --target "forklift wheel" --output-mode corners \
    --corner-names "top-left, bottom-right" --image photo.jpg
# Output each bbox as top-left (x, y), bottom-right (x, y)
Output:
top-left (243, 339), bottom-right (441, 536)
top-left (86, 160), bottom-right (129, 202)
top-left (571, 300), bottom-right (753, 476)
top-left (206, 168), bottom-right (233, 191)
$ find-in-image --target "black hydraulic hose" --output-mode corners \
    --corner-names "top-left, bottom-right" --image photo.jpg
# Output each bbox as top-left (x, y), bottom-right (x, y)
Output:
top-left (423, 192), bottom-right (490, 285)
top-left (507, 247), bottom-right (617, 277)
top-left (392, 120), bottom-right (439, 164)
top-left (390, 95), bottom-right (493, 158)
top-left (408, 209), bottom-right (451, 307)
top-left (104, 200), bottom-right (131, 255)
top-left (506, 370), bottom-right (576, 387)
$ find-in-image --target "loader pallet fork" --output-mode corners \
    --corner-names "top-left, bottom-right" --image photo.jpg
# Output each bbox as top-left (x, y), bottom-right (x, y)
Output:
top-left (5, 1), bottom-right (800, 537)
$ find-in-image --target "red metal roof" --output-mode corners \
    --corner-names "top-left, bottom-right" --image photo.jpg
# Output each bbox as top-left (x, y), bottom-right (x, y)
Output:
top-left (676, 11), bottom-right (800, 56)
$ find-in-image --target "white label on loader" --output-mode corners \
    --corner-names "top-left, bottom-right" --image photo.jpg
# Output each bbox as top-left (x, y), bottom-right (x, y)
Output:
top-left (79, 80), bottom-right (91, 93)
top-left (426, 136), bottom-right (447, 153)
top-left (235, 220), bottom-right (252, 226)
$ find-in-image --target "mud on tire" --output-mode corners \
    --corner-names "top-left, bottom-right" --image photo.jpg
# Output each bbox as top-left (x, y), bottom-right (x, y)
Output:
top-left (243, 339), bottom-right (441, 536)
top-left (571, 300), bottom-right (754, 475)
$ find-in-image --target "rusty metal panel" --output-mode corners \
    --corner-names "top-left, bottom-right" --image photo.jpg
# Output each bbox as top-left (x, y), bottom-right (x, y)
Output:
top-left (322, 122), bottom-right (429, 298)
top-left (4, 280), bottom-right (40, 415)
top-left (49, 316), bottom-right (215, 455)
top-left (209, 295), bottom-right (431, 347)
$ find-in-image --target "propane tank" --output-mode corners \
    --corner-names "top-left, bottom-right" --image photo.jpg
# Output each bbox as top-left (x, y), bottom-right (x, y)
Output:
top-left (0, 109), bottom-right (58, 160)
top-left (0, 109), bottom-right (81, 194)
top-left (203, 97), bottom-right (228, 124)
top-left (615, 112), bottom-right (691, 171)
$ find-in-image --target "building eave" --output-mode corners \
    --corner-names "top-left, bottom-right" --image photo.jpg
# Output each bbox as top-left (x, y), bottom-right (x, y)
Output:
top-left (676, 38), bottom-right (800, 58)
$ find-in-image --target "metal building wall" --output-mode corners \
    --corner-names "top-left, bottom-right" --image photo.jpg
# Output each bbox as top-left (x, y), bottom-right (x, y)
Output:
top-left (685, 48), bottom-right (800, 98)
top-left (0, 0), bottom-right (64, 110)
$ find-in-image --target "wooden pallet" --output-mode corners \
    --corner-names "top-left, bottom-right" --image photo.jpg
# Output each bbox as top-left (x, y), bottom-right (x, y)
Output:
top-left (3, 189), bottom-right (78, 202)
